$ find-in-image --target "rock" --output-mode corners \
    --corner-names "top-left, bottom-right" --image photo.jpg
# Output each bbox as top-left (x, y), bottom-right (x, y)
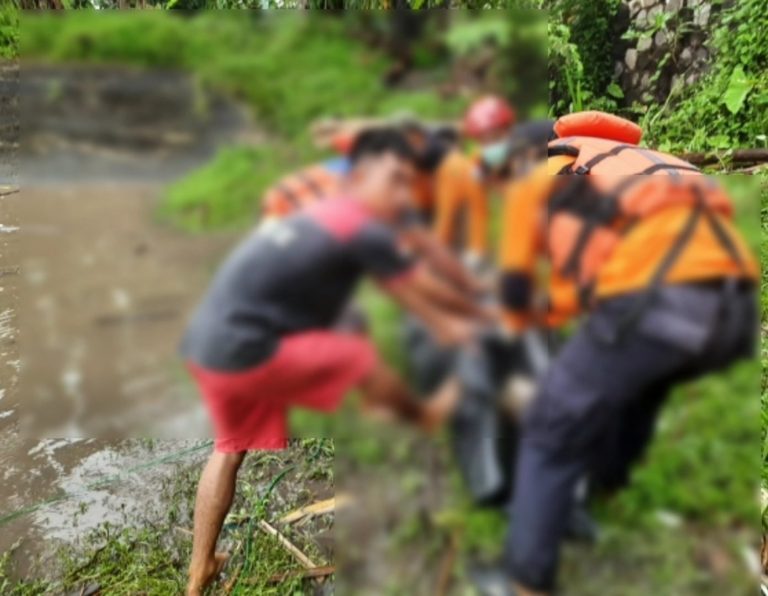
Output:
top-left (629, 0), bottom-right (643, 15)
top-left (641, 0), bottom-right (656, 8)
top-left (640, 72), bottom-right (651, 89)
top-left (632, 72), bottom-right (641, 87)
top-left (687, 0), bottom-right (702, 6)
top-left (665, 0), bottom-right (682, 11)
top-left (636, 9), bottom-right (649, 26)
top-left (685, 73), bottom-right (698, 86)
top-left (625, 48), bottom-right (638, 70)
top-left (670, 74), bottom-right (681, 91)
top-left (637, 36), bottom-right (653, 52)
top-left (648, 4), bottom-right (662, 18)
top-left (679, 46), bottom-right (693, 66)
top-left (654, 30), bottom-right (669, 47)
top-left (614, 62), bottom-right (625, 78)
top-left (689, 32), bottom-right (703, 48)
top-left (694, 47), bottom-right (709, 65)
top-left (694, 4), bottom-right (711, 27)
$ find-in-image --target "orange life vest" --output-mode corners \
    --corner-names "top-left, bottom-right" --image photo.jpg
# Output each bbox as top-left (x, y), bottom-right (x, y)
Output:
top-left (262, 164), bottom-right (342, 217)
top-left (545, 111), bottom-right (744, 300)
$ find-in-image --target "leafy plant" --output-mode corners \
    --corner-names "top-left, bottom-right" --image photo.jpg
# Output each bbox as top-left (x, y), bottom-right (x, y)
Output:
top-left (643, 0), bottom-right (768, 152)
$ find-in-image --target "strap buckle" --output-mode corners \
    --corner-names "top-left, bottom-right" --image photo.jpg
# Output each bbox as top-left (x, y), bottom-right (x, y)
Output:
top-left (574, 165), bottom-right (590, 175)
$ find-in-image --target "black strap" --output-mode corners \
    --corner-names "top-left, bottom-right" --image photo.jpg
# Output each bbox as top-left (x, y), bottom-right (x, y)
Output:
top-left (561, 221), bottom-right (597, 279)
top-left (275, 183), bottom-right (300, 208)
top-left (636, 163), bottom-right (700, 175)
top-left (297, 172), bottom-right (325, 199)
top-left (610, 164), bottom-right (701, 198)
top-left (547, 144), bottom-right (580, 158)
top-left (577, 144), bottom-right (636, 174)
top-left (578, 282), bottom-right (595, 310)
top-left (589, 196), bottom-right (705, 346)
top-left (696, 186), bottom-right (745, 271)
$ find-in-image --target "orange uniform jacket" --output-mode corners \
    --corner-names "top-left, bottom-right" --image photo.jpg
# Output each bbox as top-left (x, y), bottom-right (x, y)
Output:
top-left (499, 155), bottom-right (758, 332)
top-left (433, 150), bottom-right (489, 256)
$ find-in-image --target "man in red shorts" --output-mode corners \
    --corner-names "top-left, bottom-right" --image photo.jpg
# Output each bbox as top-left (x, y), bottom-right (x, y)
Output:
top-left (181, 128), bottom-right (490, 594)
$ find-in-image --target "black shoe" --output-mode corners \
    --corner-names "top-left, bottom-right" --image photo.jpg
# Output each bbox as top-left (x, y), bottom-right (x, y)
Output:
top-left (468, 562), bottom-right (516, 596)
top-left (564, 504), bottom-right (600, 544)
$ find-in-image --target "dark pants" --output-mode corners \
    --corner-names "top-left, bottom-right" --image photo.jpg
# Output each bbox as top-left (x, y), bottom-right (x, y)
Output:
top-left (505, 281), bottom-right (755, 592)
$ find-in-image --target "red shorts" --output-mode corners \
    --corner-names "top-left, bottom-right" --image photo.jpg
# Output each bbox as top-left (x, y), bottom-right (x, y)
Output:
top-left (188, 331), bottom-right (376, 452)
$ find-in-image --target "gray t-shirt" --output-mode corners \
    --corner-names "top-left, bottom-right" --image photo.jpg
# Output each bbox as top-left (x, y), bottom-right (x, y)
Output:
top-left (180, 198), bottom-right (414, 371)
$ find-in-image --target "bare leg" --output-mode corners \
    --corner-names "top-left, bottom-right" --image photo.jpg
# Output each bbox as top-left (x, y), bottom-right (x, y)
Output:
top-left (357, 360), bottom-right (460, 432)
top-left (187, 450), bottom-right (246, 595)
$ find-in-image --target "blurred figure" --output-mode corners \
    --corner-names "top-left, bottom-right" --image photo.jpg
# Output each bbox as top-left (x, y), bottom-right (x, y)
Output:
top-left (493, 111), bottom-right (757, 596)
top-left (179, 129), bottom-right (489, 595)
top-left (264, 119), bottom-right (477, 294)
top-left (433, 95), bottom-right (516, 270)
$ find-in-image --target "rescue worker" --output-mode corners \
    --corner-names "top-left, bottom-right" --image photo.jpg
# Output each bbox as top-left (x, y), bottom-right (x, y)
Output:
top-left (180, 129), bottom-right (490, 595)
top-left (261, 121), bottom-right (478, 294)
top-left (496, 111), bottom-right (757, 596)
top-left (498, 118), bottom-right (579, 336)
top-left (433, 94), bottom-right (515, 268)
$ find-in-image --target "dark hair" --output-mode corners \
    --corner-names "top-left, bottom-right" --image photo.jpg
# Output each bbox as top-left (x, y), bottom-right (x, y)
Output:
top-left (415, 127), bottom-right (458, 173)
top-left (349, 127), bottom-right (416, 165)
top-left (507, 119), bottom-right (556, 157)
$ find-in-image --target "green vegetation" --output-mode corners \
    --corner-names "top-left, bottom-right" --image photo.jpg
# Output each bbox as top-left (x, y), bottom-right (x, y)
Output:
top-left (545, 0), bottom-right (768, 153)
top-left (0, 3), bottom-right (18, 59)
top-left (21, 10), bottom-right (472, 229)
top-left (640, 0), bottom-right (767, 153)
top-left (6, 5), bottom-right (767, 592)
top-left (159, 146), bottom-right (286, 231)
top-left (0, 439), bottom-right (334, 595)
top-left (20, 0), bottom-right (517, 7)
top-left (761, 174), bottom-right (768, 538)
top-left (546, 0), bottom-right (623, 115)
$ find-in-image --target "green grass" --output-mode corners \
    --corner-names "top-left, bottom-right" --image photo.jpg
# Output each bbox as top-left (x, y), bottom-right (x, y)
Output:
top-left (21, 11), bottom-right (470, 230)
top-left (0, 439), bottom-right (334, 595)
top-left (159, 145), bottom-right (289, 232)
top-left (0, 4), bottom-right (17, 60)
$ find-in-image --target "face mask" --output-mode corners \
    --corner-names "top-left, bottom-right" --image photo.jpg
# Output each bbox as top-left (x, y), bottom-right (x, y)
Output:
top-left (481, 140), bottom-right (509, 168)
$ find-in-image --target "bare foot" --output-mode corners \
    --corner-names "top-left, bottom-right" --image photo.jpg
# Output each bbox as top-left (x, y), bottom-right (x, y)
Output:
top-left (187, 551), bottom-right (229, 595)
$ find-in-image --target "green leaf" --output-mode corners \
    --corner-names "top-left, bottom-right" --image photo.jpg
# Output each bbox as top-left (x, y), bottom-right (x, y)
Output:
top-left (606, 82), bottom-right (624, 99)
top-left (708, 134), bottom-right (731, 149)
top-left (722, 66), bottom-right (752, 114)
top-left (444, 19), bottom-right (509, 56)
top-left (410, 0), bottom-right (427, 7)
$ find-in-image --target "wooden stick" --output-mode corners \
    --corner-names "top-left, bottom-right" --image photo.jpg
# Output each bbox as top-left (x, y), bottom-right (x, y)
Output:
top-left (280, 493), bottom-right (353, 524)
top-left (257, 519), bottom-right (317, 570)
top-left (679, 148), bottom-right (768, 166)
top-left (267, 565), bottom-right (336, 584)
top-left (434, 530), bottom-right (460, 596)
top-left (732, 163), bottom-right (768, 174)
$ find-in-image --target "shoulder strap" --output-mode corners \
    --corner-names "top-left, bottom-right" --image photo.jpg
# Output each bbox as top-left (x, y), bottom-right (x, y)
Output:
top-left (589, 195), bottom-right (706, 346)
top-left (296, 171), bottom-right (326, 199)
top-left (274, 182), bottom-right (300, 209)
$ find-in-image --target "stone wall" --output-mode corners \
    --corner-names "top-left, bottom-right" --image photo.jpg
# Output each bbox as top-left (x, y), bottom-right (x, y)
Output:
top-left (614, 0), bottom-right (726, 105)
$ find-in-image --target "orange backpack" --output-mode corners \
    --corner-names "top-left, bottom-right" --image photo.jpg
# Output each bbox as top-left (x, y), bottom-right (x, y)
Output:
top-left (545, 111), bottom-right (741, 299)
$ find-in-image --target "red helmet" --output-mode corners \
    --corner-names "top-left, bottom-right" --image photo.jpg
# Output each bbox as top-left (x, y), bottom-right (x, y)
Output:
top-left (463, 95), bottom-right (516, 139)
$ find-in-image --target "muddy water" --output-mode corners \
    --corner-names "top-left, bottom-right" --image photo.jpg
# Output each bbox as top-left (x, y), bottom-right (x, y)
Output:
top-left (0, 437), bottom-right (210, 578)
top-left (1, 64), bottom-right (261, 577)
top-left (15, 182), bottom-right (236, 438)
